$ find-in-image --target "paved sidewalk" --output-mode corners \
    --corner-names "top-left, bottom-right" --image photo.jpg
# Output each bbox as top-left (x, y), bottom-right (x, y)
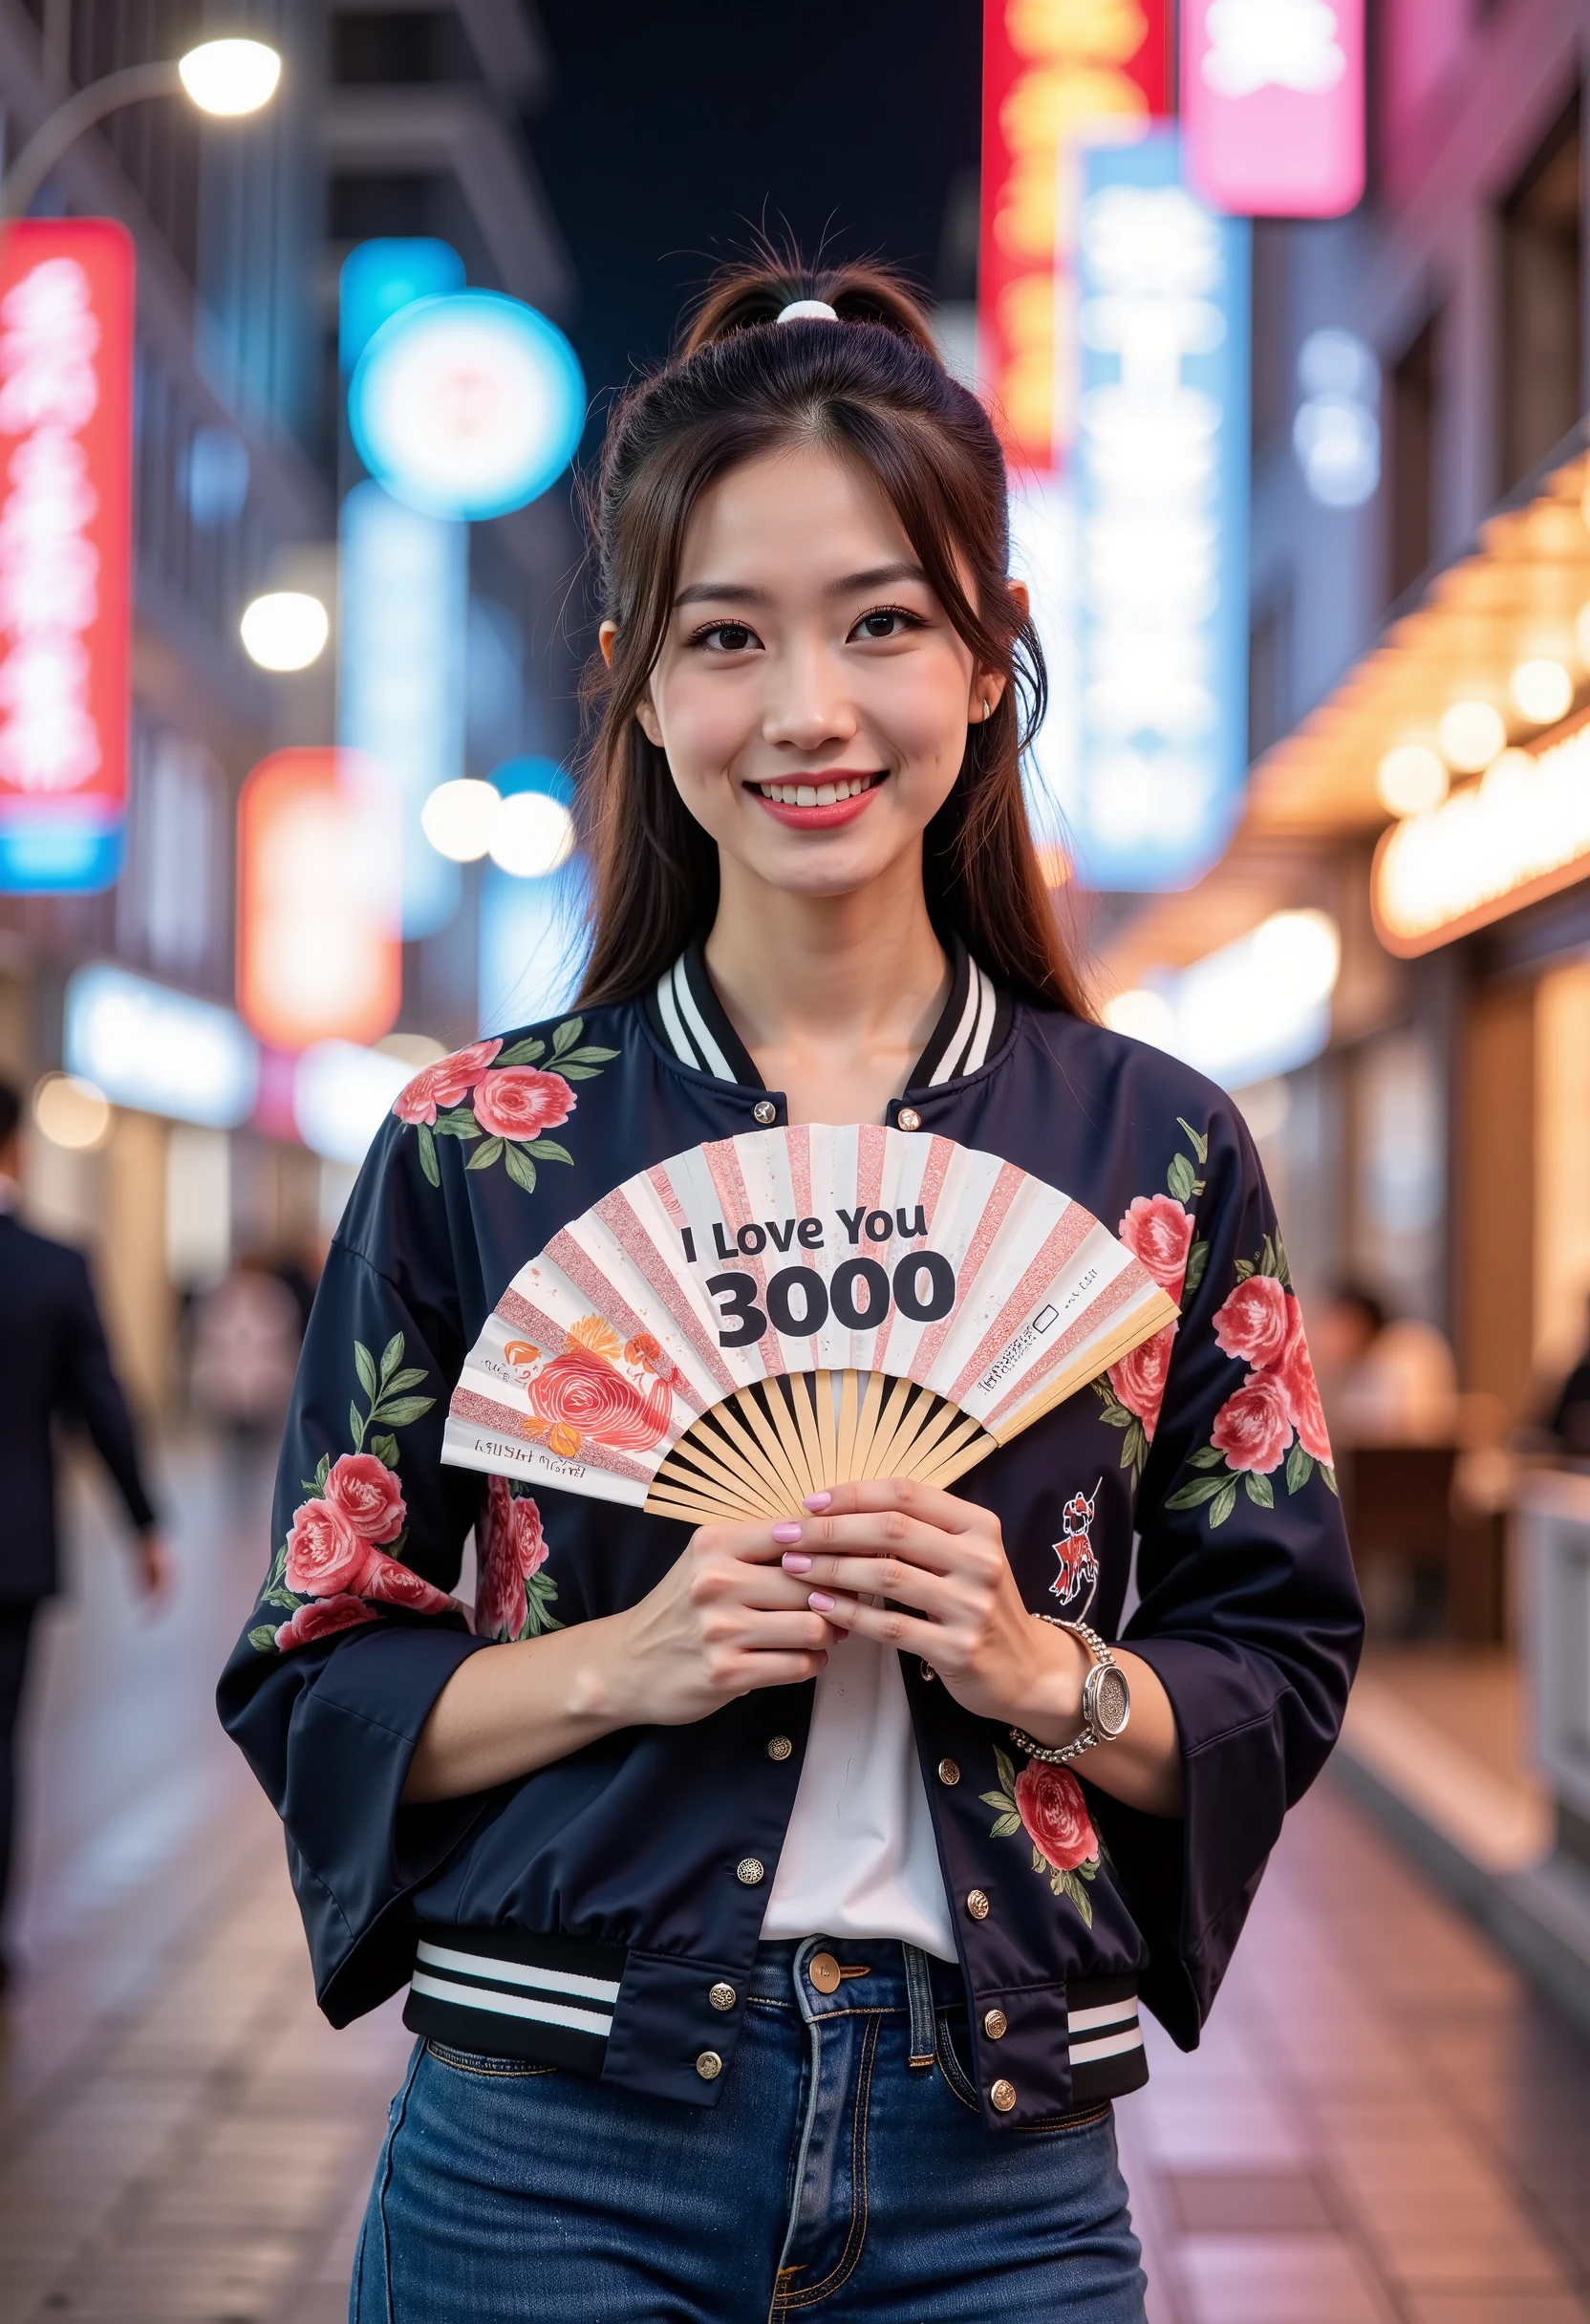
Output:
top-left (3, 1442), bottom-right (1589, 2320)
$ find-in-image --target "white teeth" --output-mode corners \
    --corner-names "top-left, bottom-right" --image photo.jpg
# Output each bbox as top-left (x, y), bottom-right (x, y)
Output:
top-left (796, 785), bottom-right (816, 806)
top-left (756, 774), bottom-right (878, 804)
top-left (815, 782), bottom-right (837, 806)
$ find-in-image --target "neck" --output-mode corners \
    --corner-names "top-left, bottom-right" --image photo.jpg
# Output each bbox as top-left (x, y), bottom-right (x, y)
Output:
top-left (704, 850), bottom-right (950, 1123)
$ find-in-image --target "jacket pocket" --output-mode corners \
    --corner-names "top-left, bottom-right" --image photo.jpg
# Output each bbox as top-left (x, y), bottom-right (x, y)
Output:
top-left (424, 2040), bottom-right (557, 2080)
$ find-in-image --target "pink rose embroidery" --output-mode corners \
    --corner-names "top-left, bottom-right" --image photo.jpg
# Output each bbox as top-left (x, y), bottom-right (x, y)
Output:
top-left (1013, 1762), bottom-right (1098, 1873)
top-left (1276, 1297), bottom-right (1332, 1463)
top-left (284, 1496), bottom-right (376, 1599)
top-left (359, 1553), bottom-right (455, 1616)
top-left (1212, 1275), bottom-right (1289, 1367)
top-left (1118, 1194), bottom-right (1194, 1302)
top-left (509, 1492), bottom-right (548, 1580)
top-left (323, 1452), bottom-right (406, 1544)
top-left (471, 1066), bottom-right (575, 1143)
top-left (1210, 1371), bottom-right (1293, 1474)
top-left (393, 1039), bottom-right (503, 1127)
top-left (1107, 1322), bottom-right (1176, 1443)
top-left (477, 1476), bottom-right (526, 1638)
top-left (274, 1594), bottom-right (377, 1652)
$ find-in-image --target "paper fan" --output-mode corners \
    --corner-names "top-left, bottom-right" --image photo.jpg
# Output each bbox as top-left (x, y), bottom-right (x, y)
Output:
top-left (441, 1126), bottom-right (1178, 1521)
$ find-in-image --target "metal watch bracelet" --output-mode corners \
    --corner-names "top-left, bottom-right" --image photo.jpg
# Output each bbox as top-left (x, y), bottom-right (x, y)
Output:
top-left (1009, 1617), bottom-right (1131, 1766)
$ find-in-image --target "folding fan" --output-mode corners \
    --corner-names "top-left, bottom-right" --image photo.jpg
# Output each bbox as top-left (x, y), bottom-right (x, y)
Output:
top-left (441, 1126), bottom-right (1179, 1522)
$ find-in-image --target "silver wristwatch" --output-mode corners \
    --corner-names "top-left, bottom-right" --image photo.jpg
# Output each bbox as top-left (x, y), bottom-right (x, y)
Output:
top-left (1010, 1617), bottom-right (1131, 1766)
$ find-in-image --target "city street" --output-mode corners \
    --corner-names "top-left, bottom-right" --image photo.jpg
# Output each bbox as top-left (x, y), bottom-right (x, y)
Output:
top-left (2, 1443), bottom-right (1588, 2324)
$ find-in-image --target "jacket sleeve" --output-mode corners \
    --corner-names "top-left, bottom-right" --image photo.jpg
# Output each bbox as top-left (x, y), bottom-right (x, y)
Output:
top-left (215, 1118), bottom-right (494, 2023)
top-left (59, 1251), bottom-right (158, 1532)
top-left (1097, 1101), bottom-right (1364, 2049)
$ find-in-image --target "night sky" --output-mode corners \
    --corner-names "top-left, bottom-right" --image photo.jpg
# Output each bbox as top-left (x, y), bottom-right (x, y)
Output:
top-left (526, 0), bottom-right (982, 439)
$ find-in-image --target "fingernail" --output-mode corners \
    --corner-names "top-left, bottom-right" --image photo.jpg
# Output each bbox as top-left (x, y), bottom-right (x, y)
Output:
top-left (771, 1522), bottom-right (802, 1544)
top-left (832, 1627), bottom-right (849, 1642)
top-left (804, 1492), bottom-right (832, 1512)
top-left (809, 1591), bottom-right (836, 1612)
top-left (782, 1551), bottom-right (812, 1573)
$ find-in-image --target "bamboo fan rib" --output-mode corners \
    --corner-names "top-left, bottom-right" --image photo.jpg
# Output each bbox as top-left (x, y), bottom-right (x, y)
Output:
top-left (441, 1126), bottom-right (1179, 1519)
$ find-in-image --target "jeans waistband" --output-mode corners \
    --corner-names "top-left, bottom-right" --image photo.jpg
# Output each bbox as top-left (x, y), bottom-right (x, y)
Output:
top-left (746, 1937), bottom-right (963, 2011)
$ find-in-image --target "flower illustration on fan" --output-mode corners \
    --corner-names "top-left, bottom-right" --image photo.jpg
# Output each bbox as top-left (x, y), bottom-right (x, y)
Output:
top-left (521, 1341), bottom-right (675, 1459)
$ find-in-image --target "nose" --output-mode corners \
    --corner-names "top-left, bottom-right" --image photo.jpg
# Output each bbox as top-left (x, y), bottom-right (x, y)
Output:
top-left (761, 636), bottom-right (857, 755)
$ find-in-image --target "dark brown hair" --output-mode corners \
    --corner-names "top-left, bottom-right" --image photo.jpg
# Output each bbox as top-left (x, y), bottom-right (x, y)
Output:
top-left (575, 254), bottom-right (1088, 1018)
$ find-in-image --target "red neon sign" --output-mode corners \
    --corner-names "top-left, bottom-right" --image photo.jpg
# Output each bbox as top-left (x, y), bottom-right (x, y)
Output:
top-left (978, 0), bottom-right (1169, 474)
top-left (1181, 0), bottom-right (1364, 219)
top-left (237, 749), bottom-right (402, 1052)
top-left (0, 220), bottom-right (133, 885)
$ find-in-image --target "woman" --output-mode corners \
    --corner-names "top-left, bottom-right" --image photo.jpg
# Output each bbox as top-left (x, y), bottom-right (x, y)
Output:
top-left (220, 261), bottom-right (1362, 2321)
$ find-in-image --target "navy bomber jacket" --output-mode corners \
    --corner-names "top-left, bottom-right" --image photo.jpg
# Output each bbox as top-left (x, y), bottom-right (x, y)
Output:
top-left (218, 940), bottom-right (1363, 2132)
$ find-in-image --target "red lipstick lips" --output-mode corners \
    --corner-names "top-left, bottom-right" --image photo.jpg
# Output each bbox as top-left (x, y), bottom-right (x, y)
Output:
top-left (749, 773), bottom-right (884, 831)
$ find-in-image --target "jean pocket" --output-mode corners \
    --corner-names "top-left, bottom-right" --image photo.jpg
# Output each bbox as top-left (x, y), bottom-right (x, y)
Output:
top-left (424, 2041), bottom-right (558, 2080)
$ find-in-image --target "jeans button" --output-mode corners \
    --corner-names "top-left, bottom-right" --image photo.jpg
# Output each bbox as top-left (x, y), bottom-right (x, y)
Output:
top-left (808, 1951), bottom-right (841, 1993)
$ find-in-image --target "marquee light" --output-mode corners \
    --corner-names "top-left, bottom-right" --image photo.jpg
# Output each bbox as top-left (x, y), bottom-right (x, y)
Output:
top-left (1376, 742), bottom-right (1447, 817)
top-left (236, 748), bottom-right (402, 1050)
top-left (1437, 699), bottom-right (1505, 773)
top-left (0, 222), bottom-right (134, 893)
top-left (978, 0), bottom-right (1169, 473)
top-left (64, 964), bottom-right (259, 1128)
top-left (1104, 909), bottom-right (1341, 1089)
top-left (349, 291), bottom-right (585, 523)
top-left (1374, 719), bottom-right (1590, 956)
top-left (1510, 658), bottom-right (1574, 727)
top-left (1064, 130), bottom-right (1250, 890)
top-left (240, 591), bottom-right (329, 673)
top-left (1181, 0), bottom-right (1364, 218)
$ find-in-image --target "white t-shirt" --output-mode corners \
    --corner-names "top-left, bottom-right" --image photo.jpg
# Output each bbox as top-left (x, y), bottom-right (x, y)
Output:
top-left (761, 1632), bottom-right (957, 1960)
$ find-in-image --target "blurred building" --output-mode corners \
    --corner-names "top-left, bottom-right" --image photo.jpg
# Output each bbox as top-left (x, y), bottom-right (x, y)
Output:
top-left (0, 0), bottom-right (576, 1413)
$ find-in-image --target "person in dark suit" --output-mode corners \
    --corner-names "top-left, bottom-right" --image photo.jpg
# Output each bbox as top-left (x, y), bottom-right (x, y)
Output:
top-left (0, 1078), bottom-right (169, 1989)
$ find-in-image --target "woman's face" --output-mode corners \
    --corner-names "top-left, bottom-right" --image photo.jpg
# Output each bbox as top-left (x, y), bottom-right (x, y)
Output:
top-left (619, 441), bottom-right (1008, 902)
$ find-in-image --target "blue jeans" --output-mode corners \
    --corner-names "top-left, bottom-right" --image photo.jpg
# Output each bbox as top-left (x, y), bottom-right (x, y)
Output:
top-left (352, 1935), bottom-right (1147, 2321)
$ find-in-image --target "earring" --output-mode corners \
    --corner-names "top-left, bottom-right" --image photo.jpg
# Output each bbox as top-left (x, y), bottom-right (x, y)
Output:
top-left (982, 696), bottom-right (993, 721)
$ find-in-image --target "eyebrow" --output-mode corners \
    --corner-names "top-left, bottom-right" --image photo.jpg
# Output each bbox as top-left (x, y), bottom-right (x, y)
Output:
top-left (672, 561), bottom-right (929, 610)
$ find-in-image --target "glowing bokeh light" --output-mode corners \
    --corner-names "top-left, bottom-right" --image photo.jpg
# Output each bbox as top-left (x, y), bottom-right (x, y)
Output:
top-left (421, 777), bottom-right (501, 863)
top-left (1509, 658), bottom-right (1574, 726)
top-left (1437, 699), bottom-right (1506, 773)
top-left (32, 1071), bottom-right (111, 1151)
top-left (240, 591), bottom-right (329, 673)
top-left (1377, 742), bottom-right (1449, 817)
top-left (178, 38), bottom-right (281, 116)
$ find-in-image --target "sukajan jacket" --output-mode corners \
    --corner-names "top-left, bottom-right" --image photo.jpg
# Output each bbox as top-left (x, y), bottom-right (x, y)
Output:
top-left (218, 941), bottom-right (1363, 2132)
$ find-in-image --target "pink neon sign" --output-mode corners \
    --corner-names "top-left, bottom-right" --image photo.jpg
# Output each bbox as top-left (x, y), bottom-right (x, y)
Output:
top-left (1181, 0), bottom-right (1364, 219)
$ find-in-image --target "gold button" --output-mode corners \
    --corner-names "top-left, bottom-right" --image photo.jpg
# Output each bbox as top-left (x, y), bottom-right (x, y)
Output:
top-left (990, 2077), bottom-right (1017, 2112)
top-left (767, 1734), bottom-right (793, 1761)
top-left (736, 1857), bottom-right (765, 1885)
top-left (753, 1100), bottom-right (777, 1126)
top-left (808, 1950), bottom-right (841, 1994)
top-left (983, 2008), bottom-right (1008, 2040)
top-left (936, 1757), bottom-right (960, 1786)
top-left (696, 2049), bottom-right (722, 2080)
top-left (897, 1108), bottom-right (921, 1131)
top-left (966, 1889), bottom-right (990, 1921)
top-left (709, 1982), bottom-right (737, 2012)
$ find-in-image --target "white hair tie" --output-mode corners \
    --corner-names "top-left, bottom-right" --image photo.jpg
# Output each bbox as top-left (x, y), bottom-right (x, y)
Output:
top-left (777, 298), bottom-right (839, 324)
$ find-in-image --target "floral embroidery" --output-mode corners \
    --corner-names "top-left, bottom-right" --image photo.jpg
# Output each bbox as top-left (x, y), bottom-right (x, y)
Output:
top-left (982, 1748), bottom-right (1100, 1926)
top-left (1164, 1232), bottom-right (1338, 1528)
top-left (248, 1334), bottom-right (455, 1654)
top-left (476, 1475), bottom-right (562, 1641)
top-left (1094, 1118), bottom-right (1210, 1483)
top-left (393, 1018), bottom-right (618, 1194)
top-left (503, 1315), bottom-right (678, 1463)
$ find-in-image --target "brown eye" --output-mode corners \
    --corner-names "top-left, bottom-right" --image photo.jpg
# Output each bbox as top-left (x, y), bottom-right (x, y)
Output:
top-left (852, 608), bottom-right (919, 641)
top-left (703, 623), bottom-right (756, 652)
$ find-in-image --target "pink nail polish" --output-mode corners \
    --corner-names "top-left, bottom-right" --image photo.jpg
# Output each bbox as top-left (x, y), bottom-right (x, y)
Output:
top-left (782, 1551), bottom-right (812, 1573)
top-left (809, 1591), bottom-right (836, 1612)
top-left (771, 1522), bottom-right (802, 1544)
top-left (804, 1492), bottom-right (832, 1512)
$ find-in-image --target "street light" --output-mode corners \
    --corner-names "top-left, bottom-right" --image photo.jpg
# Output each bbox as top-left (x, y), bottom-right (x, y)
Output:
top-left (0, 37), bottom-right (281, 222)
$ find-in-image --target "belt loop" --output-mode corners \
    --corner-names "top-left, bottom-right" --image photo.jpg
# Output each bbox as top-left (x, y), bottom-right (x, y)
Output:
top-left (902, 1944), bottom-right (935, 2068)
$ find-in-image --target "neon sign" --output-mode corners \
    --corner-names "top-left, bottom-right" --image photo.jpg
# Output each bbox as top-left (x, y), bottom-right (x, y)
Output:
top-left (1181, 0), bottom-right (1364, 219)
top-left (0, 222), bottom-right (133, 893)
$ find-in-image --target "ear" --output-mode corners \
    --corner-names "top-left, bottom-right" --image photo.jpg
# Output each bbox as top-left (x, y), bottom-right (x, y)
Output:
top-left (601, 619), bottom-right (665, 745)
top-left (598, 619), bottom-right (619, 668)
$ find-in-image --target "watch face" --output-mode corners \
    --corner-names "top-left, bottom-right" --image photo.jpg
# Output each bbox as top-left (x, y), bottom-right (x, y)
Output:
top-left (1086, 1662), bottom-right (1131, 1739)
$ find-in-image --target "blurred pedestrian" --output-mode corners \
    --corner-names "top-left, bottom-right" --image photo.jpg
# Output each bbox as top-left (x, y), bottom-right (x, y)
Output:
top-left (189, 1255), bottom-right (303, 1440)
top-left (0, 1078), bottom-right (169, 1992)
top-left (1312, 1281), bottom-right (1459, 1446)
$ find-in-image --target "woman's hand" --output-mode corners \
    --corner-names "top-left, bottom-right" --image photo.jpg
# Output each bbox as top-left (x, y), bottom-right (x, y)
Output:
top-left (609, 1517), bottom-right (840, 1727)
top-left (777, 1477), bottom-right (1184, 1817)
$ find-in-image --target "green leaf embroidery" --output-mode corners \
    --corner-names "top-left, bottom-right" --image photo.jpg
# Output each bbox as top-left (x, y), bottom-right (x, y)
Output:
top-left (1258, 1233), bottom-right (1278, 1280)
top-left (502, 1142), bottom-right (538, 1193)
top-left (980, 1789), bottom-right (1013, 1812)
top-left (555, 1065), bottom-right (604, 1081)
top-left (376, 1366), bottom-right (429, 1399)
top-left (248, 1624), bottom-right (280, 1653)
top-left (1189, 1444), bottom-right (1226, 1469)
top-left (1244, 1470), bottom-right (1275, 1508)
top-left (1032, 1844), bottom-right (1047, 1875)
top-left (418, 1125), bottom-right (440, 1187)
top-left (1234, 1258), bottom-right (1255, 1280)
top-left (354, 1341), bottom-right (378, 1402)
top-left (435, 1109), bottom-right (482, 1140)
top-left (994, 1746), bottom-right (1017, 1794)
top-left (1185, 1240), bottom-right (1210, 1297)
top-left (1167, 1151), bottom-right (1196, 1203)
top-left (350, 1401), bottom-right (367, 1451)
top-left (551, 1016), bottom-right (583, 1056)
top-left (559, 1045), bottom-right (619, 1065)
top-left (1321, 1462), bottom-right (1340, 1497)
top-left (1057, 1869), bottom-right (1094, 1926)
top-left (259, 1582), bottom-right (298, 1612)
top-left (1285, 1442), bottom-right (1313, 1495)
top-left (1121, 1420), bottom-right (1146, 1476)
top-left (989, 1812), bottom-right (1021, 1840)
top-left (370, 1432), bottom-right (399, 1468)
top-left (495, 1037), bottom-right (546, 1066)
top-left (1164, 1473), bottom-right (1229, 1510)
top-left (1210, 1478), bottom-right (1238, 1527)
top-left (379, 1333), bottom-right (404, 1384)
top-left (468, 1137), bottom-right (505, 1170)
top-left (1176, 1116), bottom-right (1209, 1166)
top-left (525, 1138), bottom-right (573, 1165)
top-left (372, 1394), bottom-right (434, 1429)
